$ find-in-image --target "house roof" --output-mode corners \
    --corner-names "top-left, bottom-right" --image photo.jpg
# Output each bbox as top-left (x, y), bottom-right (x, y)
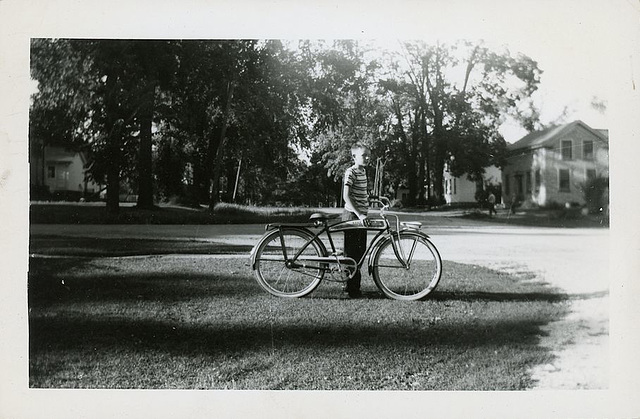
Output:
top-left (45, 146), bottom-right (90, 166)
top-left (507, 120), bottom-right (609, 151)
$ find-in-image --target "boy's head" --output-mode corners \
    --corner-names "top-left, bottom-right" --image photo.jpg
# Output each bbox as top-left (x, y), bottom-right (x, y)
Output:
top-left (351, 143), bottom-right (371, 167)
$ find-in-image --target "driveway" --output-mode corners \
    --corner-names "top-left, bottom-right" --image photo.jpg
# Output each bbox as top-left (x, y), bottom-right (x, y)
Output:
top-left (30, 222), bottom-right (609, 389)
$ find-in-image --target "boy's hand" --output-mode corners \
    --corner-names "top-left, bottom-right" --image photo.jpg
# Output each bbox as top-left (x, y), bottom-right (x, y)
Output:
top-left (357, 213), bottom-right (370, 226)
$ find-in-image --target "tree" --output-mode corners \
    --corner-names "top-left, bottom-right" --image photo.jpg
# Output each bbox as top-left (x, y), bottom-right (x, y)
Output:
top-left (380, 41), bottom-right (542, 205)
top-left (31, 39), bottom-right (542, 210)
top-left (30, 39), bottom-right (95, 149)
top-left (302, 40), bottom-right (387, 185)
top-left (125, 40), bottom-right (179, 209)
top-left (30, 38), bottom-right (136, 213)
top-left (31, 39), bottom-right (180, 213)
top-left (228, 41), bottom-right (312, 205)
top-left (164, 40), bottom-right (314, 207)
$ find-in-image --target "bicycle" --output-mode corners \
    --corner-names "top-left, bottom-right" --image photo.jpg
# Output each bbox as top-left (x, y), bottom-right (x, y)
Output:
top-left (249, 197), bottom-right (442, 301)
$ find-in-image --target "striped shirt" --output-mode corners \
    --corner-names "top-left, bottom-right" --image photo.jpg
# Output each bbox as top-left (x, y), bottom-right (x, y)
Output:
top-left (344, 165), bottom-right (369, 215)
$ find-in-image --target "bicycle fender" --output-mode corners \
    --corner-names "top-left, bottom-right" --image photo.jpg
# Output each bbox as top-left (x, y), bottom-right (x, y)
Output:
top-left (402, 228), bottom-right (430, 237)
top-left (367, 231), bottom-right (431, 275)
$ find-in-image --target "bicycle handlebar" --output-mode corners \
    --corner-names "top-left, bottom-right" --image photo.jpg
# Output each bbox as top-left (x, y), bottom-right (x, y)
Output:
top-left (369, 196), bottom-right (391, 216)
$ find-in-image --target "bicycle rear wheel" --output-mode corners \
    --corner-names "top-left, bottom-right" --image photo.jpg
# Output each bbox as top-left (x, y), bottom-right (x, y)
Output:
top-left (371, 231), bottom-right (442, 301)
top-left (253, 228), bottom-right (326, 298)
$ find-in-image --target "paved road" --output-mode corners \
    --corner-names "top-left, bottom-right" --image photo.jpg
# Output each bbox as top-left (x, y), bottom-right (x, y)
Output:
top-left (31, 223), bottom-right (609, 295)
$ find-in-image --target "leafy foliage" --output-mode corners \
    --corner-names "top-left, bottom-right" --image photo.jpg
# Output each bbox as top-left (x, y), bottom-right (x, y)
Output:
top-left (583, 176), bottom-right (609, 215)
top-left (378, 41), bottom-right (541, 205)
top-left (30, 39), bottom-right (542, 209)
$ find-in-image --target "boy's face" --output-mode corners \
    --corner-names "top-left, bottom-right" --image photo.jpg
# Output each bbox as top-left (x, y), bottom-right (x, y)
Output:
top-left (352, 147), bottom-right (371, 167)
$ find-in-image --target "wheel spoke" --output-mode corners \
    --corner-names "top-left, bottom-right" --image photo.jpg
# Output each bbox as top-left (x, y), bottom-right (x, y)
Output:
top-left (372, 232), bottom-right (442, 301)
top-left (253, 229), bottom-right (326, 298)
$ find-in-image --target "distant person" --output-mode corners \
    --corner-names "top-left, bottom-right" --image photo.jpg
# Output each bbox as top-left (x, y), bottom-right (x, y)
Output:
top-left (342, 143), bottom-right (371, 298)
top-left (509, 196), bottom-right (519, 215)
top-left (487, 192), bottom-right (496, 217)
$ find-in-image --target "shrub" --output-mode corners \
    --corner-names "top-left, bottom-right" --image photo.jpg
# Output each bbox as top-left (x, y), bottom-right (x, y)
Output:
top-left (583, 176), bottom-right (609, 215)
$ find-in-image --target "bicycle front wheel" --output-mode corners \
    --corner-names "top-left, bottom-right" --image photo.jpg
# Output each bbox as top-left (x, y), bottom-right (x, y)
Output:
top-left (253, 228), bottom-right (326, 298)
top-left (371, 231), bottom-right (442, 301)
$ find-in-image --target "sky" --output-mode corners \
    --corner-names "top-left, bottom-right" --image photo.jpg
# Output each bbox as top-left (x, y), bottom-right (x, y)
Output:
top-left (10, 0), bottom-right (636, 145)
top-left (256, 1), bottom-right (636, 143)
top-left (359, 0), bottom-right (634, 143)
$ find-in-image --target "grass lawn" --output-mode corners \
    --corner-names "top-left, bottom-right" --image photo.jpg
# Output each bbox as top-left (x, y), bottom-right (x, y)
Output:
top-left (28, 255), bottom-right (568, 390)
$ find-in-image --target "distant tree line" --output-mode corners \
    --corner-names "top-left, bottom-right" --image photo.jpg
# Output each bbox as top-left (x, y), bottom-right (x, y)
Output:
top-left (30, 39), bottom-right (542, 212)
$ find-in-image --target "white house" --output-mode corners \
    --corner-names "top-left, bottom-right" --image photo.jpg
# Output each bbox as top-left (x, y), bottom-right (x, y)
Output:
top-left (502, 120), bottom-right (609, 208)
top-left (443, 165), bottom-right (502, 204)
top-left (30, 145), bottom-right (101, 199)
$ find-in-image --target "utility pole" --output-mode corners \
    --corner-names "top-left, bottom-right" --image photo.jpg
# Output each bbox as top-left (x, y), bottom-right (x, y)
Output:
top-left (232, 158), bottom-right (242, 202)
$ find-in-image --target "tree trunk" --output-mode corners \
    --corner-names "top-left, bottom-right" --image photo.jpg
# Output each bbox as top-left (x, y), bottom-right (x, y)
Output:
top-left (105, 146), bottom-right (120, 214)
top-left (432, 141), bottom-right (446, 204)
top-left (104, 68), bottom-right (121, 215)
top-left (429, 107), bottom-right (447, 203)
top-left (408, 127), bottom-right (421, 206)
top-left (209, 134), bottom-right (228, 210)
top-left (431, 111), bottom-right (446, 204)
top-left (136, 82), bottom-right (156, 209)
top-left (417, 108), bottom-right (428, 204)
top-left (424, 133), bottom-right (432, 201)
top-left (208, 81), bottom-right (235, 211)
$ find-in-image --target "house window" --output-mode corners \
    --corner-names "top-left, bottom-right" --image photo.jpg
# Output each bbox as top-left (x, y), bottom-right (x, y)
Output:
top-left (47, 166), bottom-right (55, 178)
top-left (505, 175), bottom-right (510, 195)
top-left (583, 140), bottom-right (594, 160)
top-left (561, 140), bottom-right (572, 160)
top-left (559, 169), bottom-right (570, 192)
top-left (453, 178), bottom-right (457, 195)
top-left (525, 172), bottom-right (532, 194)
top-left (535, 169), bottom-right (541, 192)
top-left (586, 169), bottom-right (597, 181)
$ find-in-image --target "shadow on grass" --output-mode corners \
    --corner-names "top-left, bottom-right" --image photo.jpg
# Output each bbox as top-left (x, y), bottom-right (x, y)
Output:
top-left (28, 256), bottom-right (570, 389)
top-left (30, 236), bottom-right (253, 257)
top-left (28, 258), bottom-right (258, 306)
top-left (29, 262), bottom-right (567, 342)
top-left (428, 290), bottom-right (569, 303)
top-left (29, 306), bottom-right (551, 357)
top-left (28, 256), bottom-right (570, 306)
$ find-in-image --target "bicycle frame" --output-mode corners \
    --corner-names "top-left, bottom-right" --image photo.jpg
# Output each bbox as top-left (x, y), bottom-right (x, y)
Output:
top-left (249, 199), bottom-right (426, 277)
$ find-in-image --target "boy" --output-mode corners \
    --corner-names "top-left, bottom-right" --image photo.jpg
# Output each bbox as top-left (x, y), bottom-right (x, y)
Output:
top-left (342, 143), bottom-right (371, 298)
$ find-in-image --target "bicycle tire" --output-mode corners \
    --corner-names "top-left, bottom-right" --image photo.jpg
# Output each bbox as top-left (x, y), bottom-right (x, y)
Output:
top-left (371, 231), bottom-right (442, 301)
top-left (253, 228), bottom-right (327, 298)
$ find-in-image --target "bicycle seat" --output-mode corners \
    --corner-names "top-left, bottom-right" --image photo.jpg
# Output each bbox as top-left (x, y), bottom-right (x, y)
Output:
top-left (401, 221), bottom-right (422, 229)
top-left (309, 213), bottom-right (338, 223)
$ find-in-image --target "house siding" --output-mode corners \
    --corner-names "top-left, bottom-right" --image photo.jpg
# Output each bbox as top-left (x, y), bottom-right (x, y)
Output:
top-left (30, 145), bottom-right (100, 196)
top-left (443, 171), bottom-right (476, 203)
top-left (502, 151), bottom-right (535, 206)
top-left (502, 121), bottom-right (608, 208)
top-left (444, 165), bottom-right (501, 204)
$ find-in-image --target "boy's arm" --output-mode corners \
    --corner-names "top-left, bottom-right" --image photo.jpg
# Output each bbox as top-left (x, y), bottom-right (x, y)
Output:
top-left (343, 183), bottom-right (367, 220)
